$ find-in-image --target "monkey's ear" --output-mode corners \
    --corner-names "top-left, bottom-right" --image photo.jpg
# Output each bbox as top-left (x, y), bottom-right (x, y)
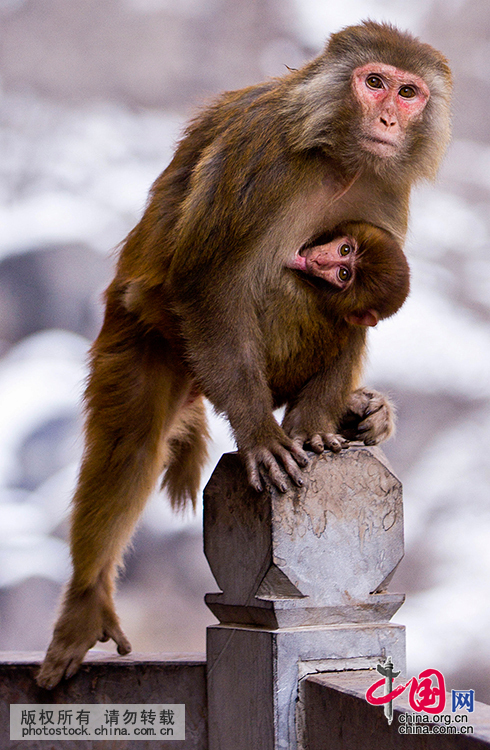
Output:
top-left (345, 310), bottom-right (379, 327)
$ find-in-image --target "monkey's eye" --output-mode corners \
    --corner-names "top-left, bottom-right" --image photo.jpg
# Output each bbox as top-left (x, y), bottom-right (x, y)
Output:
top-left (399, 85), bottom-right (417, 98)
top-left (338, 267), bottom-right (351, 282)
top-left (366, 75), bottom-right (384, 89)
top-left (339, 243), bottom-right (351, 257)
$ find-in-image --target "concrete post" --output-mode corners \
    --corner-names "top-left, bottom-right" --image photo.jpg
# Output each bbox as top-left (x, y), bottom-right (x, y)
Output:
top-left (204, 445), bottom-right (406, 750)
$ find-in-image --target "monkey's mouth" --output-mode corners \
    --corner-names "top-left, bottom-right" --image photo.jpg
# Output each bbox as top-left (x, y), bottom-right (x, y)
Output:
top-left (362, 135), bottom-right (398, 155)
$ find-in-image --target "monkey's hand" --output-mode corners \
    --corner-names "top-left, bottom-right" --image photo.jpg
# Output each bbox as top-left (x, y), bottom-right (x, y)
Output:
top-left (240, 425), bottom-right (309, 494)
top-left (36, 582), bottom-right (131, 690)
top-left (292, 430), bottom-right (349, 454)
top-left (338, 387), bottom-right (395, 445)
top-left (282, 411), bottom-right (349, 456)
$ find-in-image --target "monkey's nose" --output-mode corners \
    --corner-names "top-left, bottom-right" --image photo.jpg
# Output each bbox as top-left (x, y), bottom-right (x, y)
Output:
top-left (309, 254), bottom-right (333, 267)
top-left (380, 116), bottom-right (397, 128)
top-left (312, 260), bottom-right (338, 272)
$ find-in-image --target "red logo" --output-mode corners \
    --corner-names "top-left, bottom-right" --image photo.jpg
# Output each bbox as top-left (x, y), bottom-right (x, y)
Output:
top-left (366, 666), bottom-right (446, 714)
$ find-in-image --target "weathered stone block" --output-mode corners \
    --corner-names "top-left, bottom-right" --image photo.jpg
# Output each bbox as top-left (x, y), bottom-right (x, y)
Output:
top-left (204, 446), bottom-right (404, 628)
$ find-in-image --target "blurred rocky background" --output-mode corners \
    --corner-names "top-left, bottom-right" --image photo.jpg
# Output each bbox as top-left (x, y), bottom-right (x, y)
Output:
top-left (1, 0), bottom-right (489, 701)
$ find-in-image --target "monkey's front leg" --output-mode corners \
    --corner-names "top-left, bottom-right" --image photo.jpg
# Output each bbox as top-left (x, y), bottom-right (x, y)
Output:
top-left (281, 370), bottom-right (350, 456)
top-left (338, 387), bottom-right (396, 445)
top-left (175, 308), bottom-right (309, 494)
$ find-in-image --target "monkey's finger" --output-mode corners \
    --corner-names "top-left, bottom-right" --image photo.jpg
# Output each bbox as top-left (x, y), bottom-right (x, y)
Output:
top-left (65, 653), bottom-right (87, 680)
top-left (292, 436), bottom-right (306, 452)
top-left (363, 397), bottom-right (386, 417)
top-left (288, 442), bottom-right (309, 467)
top-left (276, 447), bottom-right (305, 487)
top-left (244, 455), bottom-right (264, 493)
top-left (309, 434), bottom-right (325, 454)
top-left (117, 637), bottom-right (132, 656)
top-left (364, 404), bottom-right (383, 417)
top-left (37, 657), bottom-right (70, 690)
top-left (360, 427), bottom-right (390, 445)
top-left (103, 624), bottom-right (132, 656)
top-left (362, 427), bottom-right (391, 445)
top-left (356, 389), bottom-right (395, 421)
top-left (261, 452), bottom-right (289, 493)
top-left (357, 409), bottom-right (394, 444)
top-left (343, 388), bottom-right (386, 418)
top-left (291, 435), bottom-right (312, 458)
top-left (323, 434), bottom-right (349, 453)
top-left (37, 635), bottom-right (96, 688)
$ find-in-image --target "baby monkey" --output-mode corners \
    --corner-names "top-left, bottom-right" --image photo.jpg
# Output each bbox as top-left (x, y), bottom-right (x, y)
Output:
top-left (283, 220), bottom-right (410, 452)
top-left (287, 221), bottom-right (410, 328)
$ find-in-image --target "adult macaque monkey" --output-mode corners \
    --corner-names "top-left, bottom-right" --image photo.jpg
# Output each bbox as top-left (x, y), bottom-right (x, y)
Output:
top-left (37, 21), bottom-right (451, 688)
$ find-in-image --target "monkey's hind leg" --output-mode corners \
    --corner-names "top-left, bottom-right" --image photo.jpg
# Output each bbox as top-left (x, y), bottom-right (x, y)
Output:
top-left (37, 306), bottom-right (194, 689)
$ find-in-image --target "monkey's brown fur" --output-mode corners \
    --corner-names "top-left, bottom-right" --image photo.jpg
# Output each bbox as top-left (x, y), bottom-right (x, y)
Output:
top-left (37, 21), bottom-right (451, 688)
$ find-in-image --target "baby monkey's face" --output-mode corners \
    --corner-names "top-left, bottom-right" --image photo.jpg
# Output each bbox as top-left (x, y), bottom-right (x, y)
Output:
top-left (286, 235), bottom-right (357, 290)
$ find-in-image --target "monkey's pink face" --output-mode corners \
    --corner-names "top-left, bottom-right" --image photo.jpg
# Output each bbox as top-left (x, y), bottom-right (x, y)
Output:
top-left (352, 63), bottom-right (430, 157)
top-left (287, 235), bottom-right (356, 289)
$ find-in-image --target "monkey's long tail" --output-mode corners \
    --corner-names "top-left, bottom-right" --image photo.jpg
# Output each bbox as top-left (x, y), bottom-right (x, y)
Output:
top-left (161, 396), bottom-right (210, 511)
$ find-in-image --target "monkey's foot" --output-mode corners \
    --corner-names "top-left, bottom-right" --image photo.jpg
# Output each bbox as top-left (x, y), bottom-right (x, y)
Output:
top-left (339, 387), bottom-right (395, 445)
top-left (36, 585), bottom-right (131, 690)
